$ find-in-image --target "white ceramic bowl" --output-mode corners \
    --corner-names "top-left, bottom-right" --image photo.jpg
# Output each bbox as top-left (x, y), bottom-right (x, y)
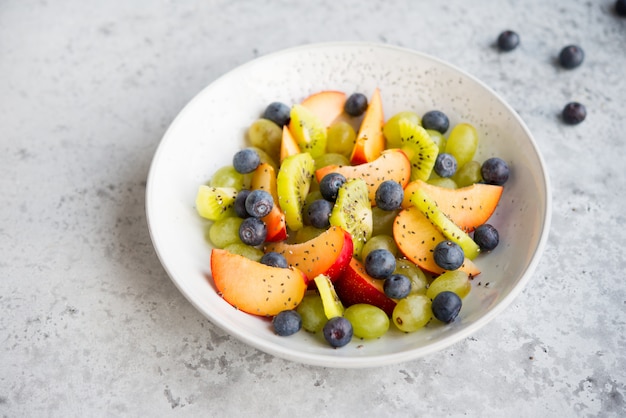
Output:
top-left (146, 42), bottom-right (551, 368)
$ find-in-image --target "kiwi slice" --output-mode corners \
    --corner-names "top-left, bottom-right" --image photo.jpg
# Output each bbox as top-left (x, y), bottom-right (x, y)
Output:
top-left (276, 152), bottom-right (315, 231)
top-left (313, 274), bottom-right (344, 319)
top-left (409, 188), bottom-right (480, 259)
top-left (398, 119), bottom-right (439, 181)
top-left (329, 178), bottom-right (373, 258)
top-left (195, 185), bottom-right (238, 221)
top-left (289, 104), bottom-right (327, 158)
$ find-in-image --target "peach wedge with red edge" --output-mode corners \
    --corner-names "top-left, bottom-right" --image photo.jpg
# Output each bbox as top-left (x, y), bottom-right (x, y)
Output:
top-left (402, 179), bottom-right (503, 232)
top-left (250, 162), bottom-right (287, 242)
top-left (280, 125), bottom-right (301, 164)
top-left (393, 206), bottom-right (481, 276)
top-left (315, 148), bottom-right (411, 205)
top-left (263, 226), bottom-right (353, 282)
top-left (333, 257), bottom-right (397, 317)
top-left (300, 90), bottom-right (348, 128)
top-left (350, 88), bottom-right (385, 165)
top-left (210, 248), bottom-right (308, 317)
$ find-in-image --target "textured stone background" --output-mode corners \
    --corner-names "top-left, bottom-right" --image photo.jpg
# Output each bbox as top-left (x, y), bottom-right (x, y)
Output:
top-left (1, 0), bottom-right (625, 416)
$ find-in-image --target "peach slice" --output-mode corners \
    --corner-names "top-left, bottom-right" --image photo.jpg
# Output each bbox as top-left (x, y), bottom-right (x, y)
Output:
top-left (264, 226), bottom-right (353, 282)
top-left (402, 180), bottom-right (503, 232)
top-left (315, 148), bottom-right (411, 205)
top-left (210, 249), bottom-right (308, 316)
top-left (301, 90), bottom-right (348, 128)
top-left (393, 207), bottom-right (481, 276)
top-left (280, 125), bottom-right (301, 164)
top-left (250, 163), bottom-right (287, 242)
top-left (334, 257), bottom-right (397, 316)
top-left (350, 88), bottom-right (385, 165)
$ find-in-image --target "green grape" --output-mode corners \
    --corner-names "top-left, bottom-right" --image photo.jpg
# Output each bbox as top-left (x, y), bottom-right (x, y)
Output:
top-left (427, 177), bottom-right (458, 189)
top-left (383, 111), bottom-right (421, 148)
top-left (426, 270), bottom-right (471, 300)
top-left (248, 118), bottom-right (282, 162)
top-left (427, 129), bottom-right (447, 154)
top-left (444, 123), bottom-right (478, 168)
top-left (343, 304), bottom-right (390, 339)
top-left (392, 294), bottom-right (432, 332)
top-left (208, 216), bottom-right (244, 248)
top-left (210, 166), bottom-right (245, 189)
top-left (452, 160), bottom-right (483, 188)
top-left (371, 207), bottom-right (399, 236)
top-left (326, 121), bottom-right (356, 157)
top-left (361, 234), bottom-right (398, 261)
top-left (314, 153), bottom-right (350, 170)
top-left (394, 259), bottom-right (428, 295)
top-left (223, 243), bottom-right (264, 261)
top-left (294, 226), bottom-right (325, 243)
top-left (296, 293), bottom-right (327, 333)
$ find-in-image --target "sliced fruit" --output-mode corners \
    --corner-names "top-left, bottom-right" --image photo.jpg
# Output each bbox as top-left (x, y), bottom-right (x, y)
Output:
top-left (315, 148), bottom-right (411, 205)
top-left (280, 125), bottom-right (301, 164)
top-left (402, 179), bottom-right (503, 232)
top-left (301, 90), bottom-right (348, 128)
top-left (350, 88), bottom-right (385, 165)
top-left (264, 226), bottom-right (353, 282)
top-left (276, 152), bottom-right (315, 231)
top-left (393, 206), bottom-right (481, 276)
top-left (409, 188), bottom-right (481, 259)
top-left (333, 258), bottom-right (397, 316)
top-left (251, 163), bottom-right (287, 242)
top-left (195, 185), bottom-right (238, 221)
top-left (329, 178), bottom-right (373, 258)
top-left (288, 104), bottom-right (327, 157)
top-left (398, 119), bottom-right (439, 181)
top-left (210, 249), bottom-right (307, 316)
top-left (314, 274), bottom-right (344, 319)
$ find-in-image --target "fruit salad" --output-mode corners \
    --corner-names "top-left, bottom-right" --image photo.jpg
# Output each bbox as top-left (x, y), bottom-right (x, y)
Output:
top-left (196, 89), bottom-right (510, 348)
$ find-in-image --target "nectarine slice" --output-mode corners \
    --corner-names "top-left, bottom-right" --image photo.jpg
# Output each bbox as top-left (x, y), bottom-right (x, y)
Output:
top-left (350, 88), bottom-right (385, 165)
top-left (315, 148), bottom-right (411, 205)
top-left (301, 90), bottom-right (348, 128)
top-left (393, 207), bottom-right (481, 276)
top-left (280, 125), bottom-right (301, 164)
top-left (334, 257), bottom-right (397, 317)
top-left (210, 249), bottom-right (308, 316)
top-left (402, 180), bottom-right (503, 232)
top-left (263, 226), bottom-right (353, 282)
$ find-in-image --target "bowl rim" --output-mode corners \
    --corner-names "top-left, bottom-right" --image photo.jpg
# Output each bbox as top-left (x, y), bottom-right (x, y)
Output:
top-left (145, 41), bottom-right (552, 368)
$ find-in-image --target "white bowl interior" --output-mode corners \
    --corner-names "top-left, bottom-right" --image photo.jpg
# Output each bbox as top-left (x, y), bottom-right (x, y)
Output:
top-left (146, 42), bottom-right (551, 368)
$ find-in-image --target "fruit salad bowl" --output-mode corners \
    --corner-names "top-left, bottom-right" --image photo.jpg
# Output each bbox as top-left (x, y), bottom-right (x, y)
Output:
top-left (146, 42), bottom-right (551, 368)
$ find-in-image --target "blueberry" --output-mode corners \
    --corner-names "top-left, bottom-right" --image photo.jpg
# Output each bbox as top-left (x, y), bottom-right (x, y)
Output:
top-left (375, 180), bottom-right (404, 211)
top-left (434, 153), bottom-right (458, 178)
top-left (383, 274), bottom-right (412, 299)
top-left (497, 30), bottom-right (520, 52)
top-left (481, 157), bottom-right (510, 186)
top-left (307, 199), bottom-right (333, 229)
top-left (473, 224), bottom-right (499, 252)
top-left (431, 291), bottom-right (462, 323)
top-left (238, 217), bottom-right (267, 246)
top-left (272, 310), bottom-right (302, 336)
top-left (234, 189), bottom-right (251, 218)
top-left (263, 102), bottom-right (291, 127)
top-left (562, 102), bottom-right (586, 125)
top-left (344, 93), bottom-right (368, 117)
top-left (260, 251), bottom-right (289, 268)
top-left (245, 189), bottom-right (274, 218)
top-left (233, 148), bottom-right (261, 174)
top-left (364, 248), bottom-right (396, 279)
top-left (322, 316), bottom-right (353, 347)
top-left (618, 0), bottom-right (626, 17)
top-left (421, 110), bottom-right (450, 134)
top-left (433, 241), bottom-right (465, 271)
top-left (558, 45), bottom-right (584, 69)
top-left (319, 172), bottom-right (347, 202)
